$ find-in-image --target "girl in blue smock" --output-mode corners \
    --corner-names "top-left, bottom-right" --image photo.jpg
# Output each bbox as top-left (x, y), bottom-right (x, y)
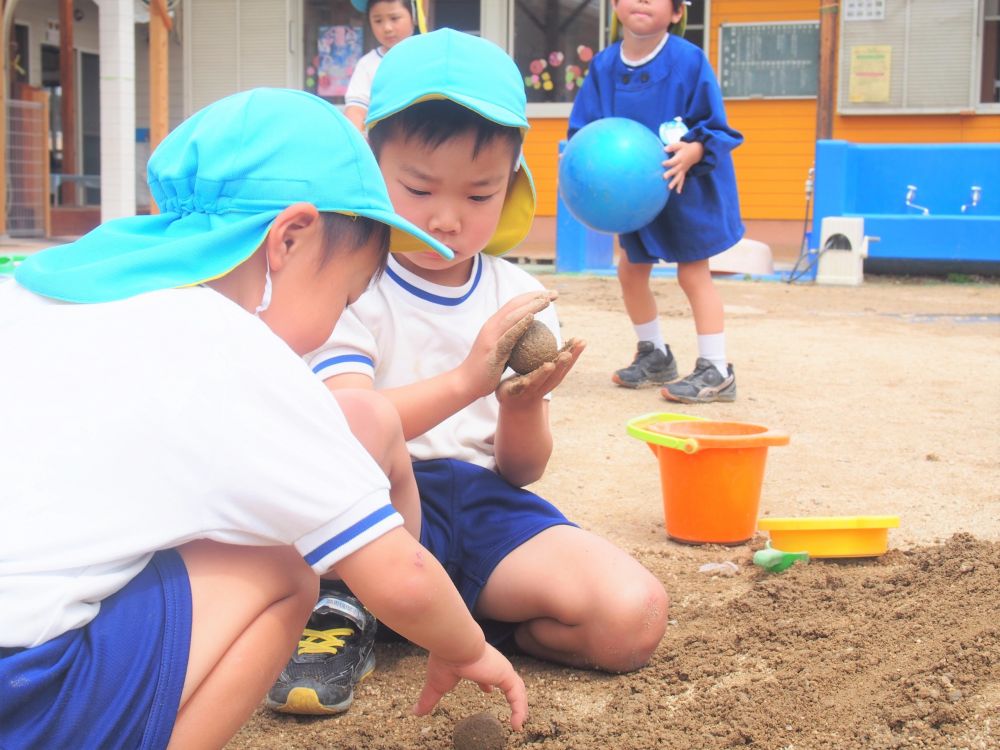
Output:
top-left (568, 0), bottom-right (744, 403)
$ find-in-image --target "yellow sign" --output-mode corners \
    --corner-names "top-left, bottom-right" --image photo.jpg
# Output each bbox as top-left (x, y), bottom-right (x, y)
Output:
top-left (849, 45), bottom-right (892, 103)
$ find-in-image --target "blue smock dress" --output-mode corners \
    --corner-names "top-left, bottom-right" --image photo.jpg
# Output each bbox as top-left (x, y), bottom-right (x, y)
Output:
top-left (568, 35), bottom-right (744, 263)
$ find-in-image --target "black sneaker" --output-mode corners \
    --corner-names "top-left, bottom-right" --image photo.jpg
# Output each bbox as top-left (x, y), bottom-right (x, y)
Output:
top-left (612, 341), bottom-right (679, 388)
top-left (662, 357), bottom-right (736, 403)
top-left (266, 582), bottom-right (377, 715)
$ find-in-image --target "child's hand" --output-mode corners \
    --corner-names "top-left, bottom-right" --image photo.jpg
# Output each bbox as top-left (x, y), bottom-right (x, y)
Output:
top-left (465, 290), bottom-right (558, 398)
top-left (662, 140), bottom-right (705, 194)
top-left (414, 644), bottom-right (528, 730)
top-left (496, 337), bottom-right (586, 406)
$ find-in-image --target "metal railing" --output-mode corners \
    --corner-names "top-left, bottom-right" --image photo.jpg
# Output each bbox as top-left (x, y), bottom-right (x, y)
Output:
top-left (6, 99), bottom-right (47, 238)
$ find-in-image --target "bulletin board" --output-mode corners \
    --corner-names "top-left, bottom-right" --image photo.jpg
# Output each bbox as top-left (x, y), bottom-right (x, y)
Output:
top-left (718, 22), bottom-right (819, 99)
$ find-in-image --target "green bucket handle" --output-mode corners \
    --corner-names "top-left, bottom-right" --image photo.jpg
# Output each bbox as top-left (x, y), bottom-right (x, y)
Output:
top-left (626, 412), bottom-right (706, 454)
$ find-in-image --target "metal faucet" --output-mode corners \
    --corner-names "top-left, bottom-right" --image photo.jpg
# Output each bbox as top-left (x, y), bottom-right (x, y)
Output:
top-left (905, 184), bottom-right (930, 215)
top-left (961, 185), bottom-right (982, 213)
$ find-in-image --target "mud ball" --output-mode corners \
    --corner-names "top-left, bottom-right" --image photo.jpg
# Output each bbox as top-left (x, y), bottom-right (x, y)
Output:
top-left (453, 711), bottom-right (506, 750)
top-left (508, 320), bottom-right (559, 375)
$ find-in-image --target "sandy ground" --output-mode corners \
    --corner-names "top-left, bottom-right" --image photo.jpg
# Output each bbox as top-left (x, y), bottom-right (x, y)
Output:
top-left (229, 272), bottom-right (999, 750)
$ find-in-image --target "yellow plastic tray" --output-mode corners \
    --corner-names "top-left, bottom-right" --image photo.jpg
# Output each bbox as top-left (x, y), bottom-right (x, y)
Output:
top-left (758, 515), bottom-right (900, 558)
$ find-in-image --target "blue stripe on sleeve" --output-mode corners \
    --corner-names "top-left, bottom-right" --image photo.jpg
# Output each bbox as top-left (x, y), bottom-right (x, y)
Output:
top-left (312, 353), bottom-right (374, 374)
top-left (304, 504), bottom-right (398, 566)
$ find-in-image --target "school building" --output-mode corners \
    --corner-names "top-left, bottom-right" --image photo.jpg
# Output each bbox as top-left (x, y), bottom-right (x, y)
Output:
top-left (2, 0), bottom-right (998, 258)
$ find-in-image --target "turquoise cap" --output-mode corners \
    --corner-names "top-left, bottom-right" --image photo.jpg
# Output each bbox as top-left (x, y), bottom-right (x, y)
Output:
top-left (16, 88), bottom-right (452, 304)
top-left (366, 29), bottom-right (535, 256)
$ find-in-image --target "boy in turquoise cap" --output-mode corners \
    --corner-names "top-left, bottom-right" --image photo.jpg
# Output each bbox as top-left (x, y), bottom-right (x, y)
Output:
top-left (0, 88), bottom-right (526, 749)
top-left (297, 30), bottom-right (669, 713)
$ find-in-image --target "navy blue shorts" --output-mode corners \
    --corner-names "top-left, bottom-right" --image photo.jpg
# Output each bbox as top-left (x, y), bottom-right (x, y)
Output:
top-left (0, 549), bottom-right (192, 750)
top-left (415, 458), bottom-right (574, 616)
top-left (620, 231), bottom-right (717, 265)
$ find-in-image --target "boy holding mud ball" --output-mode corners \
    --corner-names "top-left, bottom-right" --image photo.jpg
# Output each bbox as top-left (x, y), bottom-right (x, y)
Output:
top-left (307, 29), bottom-right (669, 680)
top-left (0, 88), bottom-right (526, 748)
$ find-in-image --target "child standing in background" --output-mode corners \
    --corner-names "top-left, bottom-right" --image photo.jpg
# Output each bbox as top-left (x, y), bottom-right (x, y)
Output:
top-left (343, 0), bottom-right (418, 133)
top-left (568, 0), bottom-right (745, 403)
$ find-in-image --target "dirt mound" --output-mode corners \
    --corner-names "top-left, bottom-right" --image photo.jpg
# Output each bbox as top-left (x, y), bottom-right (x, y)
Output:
top-left (230, 534), bottom-right (1000, 750)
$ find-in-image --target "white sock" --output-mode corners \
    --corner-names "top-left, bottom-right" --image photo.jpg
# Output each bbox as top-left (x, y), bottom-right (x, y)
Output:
top-left (633, 319), bottom-right (666, 354)
top-left (697, 332), bottom-right (729, 376)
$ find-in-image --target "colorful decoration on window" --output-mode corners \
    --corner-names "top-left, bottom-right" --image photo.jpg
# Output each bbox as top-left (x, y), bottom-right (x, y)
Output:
top-left (523, 45), bottom-right (592, 94)
top-left (565, 64), bottom-right (585, 91)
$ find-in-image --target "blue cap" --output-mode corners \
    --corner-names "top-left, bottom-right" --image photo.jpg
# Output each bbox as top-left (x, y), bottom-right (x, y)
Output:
top-left (16, 88), bottom-right (452, 304)
top-left (366, 29), bottom-right (535, 257)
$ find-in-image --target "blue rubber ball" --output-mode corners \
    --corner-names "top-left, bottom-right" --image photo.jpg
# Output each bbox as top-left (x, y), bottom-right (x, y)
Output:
top-left (559, 117), bottom-right (669, 234)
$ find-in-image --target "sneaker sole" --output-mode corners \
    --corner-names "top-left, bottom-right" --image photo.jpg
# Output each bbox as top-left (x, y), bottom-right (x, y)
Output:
top-left (266, 654), bottom-right (375, 716)
top-left (661, 388), bottom-right (737, 404)
top-left (611, 373), bottom-right (677, 389)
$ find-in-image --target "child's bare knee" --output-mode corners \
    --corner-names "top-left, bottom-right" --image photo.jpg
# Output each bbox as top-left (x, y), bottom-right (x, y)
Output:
top-left (602, 578), bottom-right (669, 671)
top-left (617, 260), bottom-right (648, 285)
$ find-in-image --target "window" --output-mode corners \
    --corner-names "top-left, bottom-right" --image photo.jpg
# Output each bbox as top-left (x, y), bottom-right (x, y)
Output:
top-left (838, 0), bottom-right (999, 113)
top-left (507, 1), bottom-right (707, 111)
top-left (299, 1), bottom-right (481, 104)
top-left (432, 1), bottom-right (481, 34)
top-left (512, 0), bottom-right (602, 105)
top-left (984, 0), bottom-right (1000, 103)
top-left (685, 0), bottom-right (707, 52)
top-left (12, 23), bottom-right (29, 86)
top-left (302, 0), bottom-right (366, 104)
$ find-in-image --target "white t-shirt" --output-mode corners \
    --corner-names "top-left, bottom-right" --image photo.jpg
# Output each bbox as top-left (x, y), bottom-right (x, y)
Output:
top-left (307, 253), bottom-right (561, 470)
top-left (344, 47), bottom-right (385, 111)
top-left (0, 283), bottom-right (399, 648)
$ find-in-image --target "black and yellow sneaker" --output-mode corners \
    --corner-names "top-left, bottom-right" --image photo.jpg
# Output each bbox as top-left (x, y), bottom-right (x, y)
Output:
top-left (265, 582), bottom-right (377, 715)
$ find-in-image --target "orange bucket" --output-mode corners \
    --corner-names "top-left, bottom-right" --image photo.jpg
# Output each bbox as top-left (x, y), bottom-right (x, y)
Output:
top-left (627, 413), bottom-right (790, 545)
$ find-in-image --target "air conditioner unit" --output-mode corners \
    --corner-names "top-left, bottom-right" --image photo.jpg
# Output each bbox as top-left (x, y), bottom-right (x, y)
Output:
top-left (816, 217), bottom-right (868, 286)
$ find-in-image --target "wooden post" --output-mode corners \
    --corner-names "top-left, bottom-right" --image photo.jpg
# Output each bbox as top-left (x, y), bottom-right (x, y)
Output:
top-left (149, 0), bottom-right (171, 214)
top-left (41, 90), bottom-right (51, 237)
top-left (816, 0), bottom-right (839, 141)
top-left (59, 0), bottom-right (77, 206)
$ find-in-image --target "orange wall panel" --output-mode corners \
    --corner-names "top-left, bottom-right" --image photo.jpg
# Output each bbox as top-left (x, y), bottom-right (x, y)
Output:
top-left (523, 118), bottom-right (567, 217)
